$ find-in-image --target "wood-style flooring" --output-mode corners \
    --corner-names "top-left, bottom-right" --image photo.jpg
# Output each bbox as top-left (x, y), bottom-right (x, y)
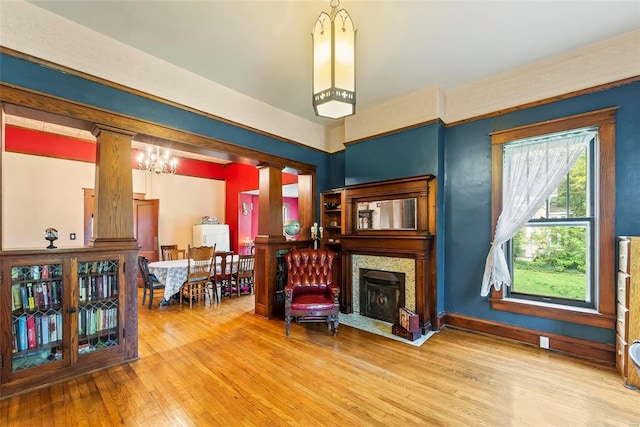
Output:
top-left (2, 290), bottom-right (639, 426)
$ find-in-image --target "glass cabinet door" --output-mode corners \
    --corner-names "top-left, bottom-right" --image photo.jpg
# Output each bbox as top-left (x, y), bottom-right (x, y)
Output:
top-left (10, 263), bottom-right (64, 372)
top-left (77, 260), bottom-right (119, 355)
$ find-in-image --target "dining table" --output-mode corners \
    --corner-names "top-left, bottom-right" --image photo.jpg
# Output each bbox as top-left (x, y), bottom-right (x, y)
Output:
top-left (148, 255), bottom-right (239, 305)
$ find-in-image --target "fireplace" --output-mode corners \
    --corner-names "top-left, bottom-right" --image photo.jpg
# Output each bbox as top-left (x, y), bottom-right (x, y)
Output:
top-left (360, 269), bottom-right (405, 324)
top-left (338, 175), bottom-right (437, 332)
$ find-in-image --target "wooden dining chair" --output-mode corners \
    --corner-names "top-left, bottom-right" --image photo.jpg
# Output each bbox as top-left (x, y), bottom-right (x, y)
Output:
top-left (138, 255), bottom-right (165, 309)
top-left (182, 245), bottom-right (215, 308)
top-left (161, 244), bottom-right (178, 261)
top-left (233, 254), bottom-right (255, 296)
top-left (214, 251), bottom-right (236, 299)
top-left (165, 249), bottom-right (186, 260)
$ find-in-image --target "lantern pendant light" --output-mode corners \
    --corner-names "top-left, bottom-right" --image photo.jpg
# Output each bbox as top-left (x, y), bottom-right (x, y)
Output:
top-left (312, 0), bottom-right (356, 119)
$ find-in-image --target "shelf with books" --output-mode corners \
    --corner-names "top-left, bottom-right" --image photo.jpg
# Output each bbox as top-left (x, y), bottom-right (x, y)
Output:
top-left (9, 263), bottom-right (64, 373)
top-left (1, 247), bottom-right (137, 398)
top-left (76, 259), bottom-right (119, 357)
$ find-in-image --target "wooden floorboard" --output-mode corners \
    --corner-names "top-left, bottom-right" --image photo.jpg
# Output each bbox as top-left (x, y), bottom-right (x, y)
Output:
top-left (1, 290), bottom-right (639, 426)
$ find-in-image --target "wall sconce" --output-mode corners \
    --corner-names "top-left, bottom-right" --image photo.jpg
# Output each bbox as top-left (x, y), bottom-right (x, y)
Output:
top-left (242, 202), bottom-right (253, 216)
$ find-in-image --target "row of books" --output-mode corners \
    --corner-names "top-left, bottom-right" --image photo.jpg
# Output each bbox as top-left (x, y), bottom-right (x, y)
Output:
top-left (12, 264), bottom-right (62, 282)
top-left (78, 306), bottom-right (118, 337)
top-left (78, 261), bottom-right (118, 275)
top-left (11, 281), bottom-right (62, 312)
top-left (79, 274), bottom-right (118, 303)
top-left (12, 312), bottom-right (63, 353)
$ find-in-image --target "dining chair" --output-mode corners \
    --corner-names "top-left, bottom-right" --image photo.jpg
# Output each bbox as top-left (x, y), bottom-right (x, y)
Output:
top-left (161, 244), bottom-right (178, 261)
top-left (233, 254), bottom-right (255, 296)
top-left (182, 245), bottom-right (215, 308)
top-left (138, 255), bottom-right (165, 309)
top-left (165, 249), bottom-right (186, 260)
top-left (214, 251), bottom-right (236, 299)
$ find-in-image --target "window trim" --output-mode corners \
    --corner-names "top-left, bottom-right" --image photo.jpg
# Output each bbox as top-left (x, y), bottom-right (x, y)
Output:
top-left (488, 107), bottom-right (617, 329)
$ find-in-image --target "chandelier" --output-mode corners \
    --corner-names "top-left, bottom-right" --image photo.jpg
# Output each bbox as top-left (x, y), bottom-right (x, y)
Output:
top-left (137, 146), bottom-right (177, 174)
top-left (312, 0), bottom-right (356, 119)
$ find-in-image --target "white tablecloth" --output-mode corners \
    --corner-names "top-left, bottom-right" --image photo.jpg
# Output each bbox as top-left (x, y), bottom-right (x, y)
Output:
top-left (148, 259), bottom-right (189, 300)
top-left (149, 256), bottom-right (239, 301)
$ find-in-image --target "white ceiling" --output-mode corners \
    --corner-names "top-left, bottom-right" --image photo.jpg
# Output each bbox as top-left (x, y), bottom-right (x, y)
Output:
top-left (24, 0), bottom-right (640, 128)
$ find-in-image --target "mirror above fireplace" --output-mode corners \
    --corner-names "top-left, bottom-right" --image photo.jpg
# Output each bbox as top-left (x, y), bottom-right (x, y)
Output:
top-left (356, 198), bottom-right (417, 230)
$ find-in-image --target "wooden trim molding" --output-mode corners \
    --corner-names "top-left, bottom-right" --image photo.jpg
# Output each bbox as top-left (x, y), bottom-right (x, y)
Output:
top-left (447, 76), bottom-right (638, 128)
top-left (0, 84), bottom-right (316, 175)
top-left (344, 118), bottom-right (444, 147)
top-left (444, 313), bottom-right (616, 365)
top-left (0, 46), bottom-right (329, 156)
top-left (489, 108), bottom-right (617, 329)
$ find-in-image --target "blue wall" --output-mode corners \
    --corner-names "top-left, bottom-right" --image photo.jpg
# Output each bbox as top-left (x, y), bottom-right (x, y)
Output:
top-left (340, 123), bottom-right (447, 314)
top-left (444, 82), bottom-right (640, 344)
top-left (0, 53), bottom-right (333, 189)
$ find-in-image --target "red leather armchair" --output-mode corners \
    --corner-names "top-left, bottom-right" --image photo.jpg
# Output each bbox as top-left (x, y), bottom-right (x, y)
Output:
top-left (284, 248), bottom-right (340, 336)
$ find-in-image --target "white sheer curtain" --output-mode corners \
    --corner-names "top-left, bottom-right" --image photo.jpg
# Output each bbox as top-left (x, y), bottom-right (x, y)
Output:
top-left (480, 129), bottom-right (597, 297)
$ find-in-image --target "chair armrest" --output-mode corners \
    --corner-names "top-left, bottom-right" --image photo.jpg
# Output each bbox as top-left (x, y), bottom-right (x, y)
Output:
top-left (284, 284), bottom-right (294, 302)
top-left (327, 284), bottom-right (340, 304)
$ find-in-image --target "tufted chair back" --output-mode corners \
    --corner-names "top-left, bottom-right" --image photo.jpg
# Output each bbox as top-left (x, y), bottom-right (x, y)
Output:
top-left (285, 248), bottom-right (334, 295)
top-left (284, 248), bottom-right (340, 336)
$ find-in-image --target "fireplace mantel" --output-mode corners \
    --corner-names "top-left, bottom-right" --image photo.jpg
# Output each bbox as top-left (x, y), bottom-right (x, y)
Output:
top-left (337, 175), bottom-right (437, 333)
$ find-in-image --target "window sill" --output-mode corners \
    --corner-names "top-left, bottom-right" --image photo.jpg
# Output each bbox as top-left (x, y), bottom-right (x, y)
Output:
top-left (489, 296), bottom-right (615, 329)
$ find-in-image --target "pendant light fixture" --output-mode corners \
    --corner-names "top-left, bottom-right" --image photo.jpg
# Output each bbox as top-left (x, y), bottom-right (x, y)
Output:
top-left (312, 0), bottom-right (356, 119)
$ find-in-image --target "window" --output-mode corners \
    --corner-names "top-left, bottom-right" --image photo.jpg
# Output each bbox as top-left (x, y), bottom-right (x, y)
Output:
top-left (488, 108), bottom-right (617, 328)
top-left (506, 136), bottom-right (595, 308)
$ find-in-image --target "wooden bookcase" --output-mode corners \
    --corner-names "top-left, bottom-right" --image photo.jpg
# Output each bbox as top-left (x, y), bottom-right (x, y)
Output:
top-left (320, 189), bottom-right (345, 310)
top-left (321, 189), bottom-right (345, 251)
top-left (0, 247), bottom-right (138, 398)
top-left (617, 236), bottom-right (640, 389)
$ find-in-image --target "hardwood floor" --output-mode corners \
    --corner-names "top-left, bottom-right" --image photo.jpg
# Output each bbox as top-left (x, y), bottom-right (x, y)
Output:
top-left (2, 290), bottom-right (639, 426)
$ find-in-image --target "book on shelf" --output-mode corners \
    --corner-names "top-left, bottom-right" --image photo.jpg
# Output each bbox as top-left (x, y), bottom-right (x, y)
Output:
top-left (12, 284), bottom-right (21, 311)
top-left (41, 315), bottom-right (50, 345)
top-left (20, 285), bottom-right (29, 310)
top-left (42, 282), bottom-right (50, 308)
top-left (79, 276), bottom-right (87, 303)
top-left (12, 324), bottom-right (18, 353)
top-left (26, 282), bottom-right (35, 310)
top-left (35, 283), bottom-right (45, 308)
top-left (50, 280), bottom-right (61, 306)
top-left (26, 315), bottom-right (36, 349)
top-left (17, 316), bottom-right (27, 352)
top-left (49, 313), bottom-right (57, 343)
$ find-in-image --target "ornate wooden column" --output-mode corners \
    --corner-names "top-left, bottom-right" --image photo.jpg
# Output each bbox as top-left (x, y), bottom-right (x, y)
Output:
top-left (297, 174), bottom-right (314, 241)
top-left (89, 124), bottom-right (138, 249)
top-left (254, 163), bottom-right (287, 318)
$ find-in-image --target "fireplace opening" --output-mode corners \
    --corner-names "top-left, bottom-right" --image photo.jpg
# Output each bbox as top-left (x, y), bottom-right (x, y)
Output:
top-left (359, 269), bottom-right (405, 324)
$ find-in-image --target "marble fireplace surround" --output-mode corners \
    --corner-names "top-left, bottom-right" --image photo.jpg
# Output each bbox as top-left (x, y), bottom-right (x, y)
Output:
top-left (352, 255), bottom-right (416, 314)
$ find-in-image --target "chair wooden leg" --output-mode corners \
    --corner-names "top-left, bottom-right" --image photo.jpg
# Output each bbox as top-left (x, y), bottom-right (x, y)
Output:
top-left (148, 289), bottom-right (153, 310)
top-left (142, 288), bottom-right (148, 307)
top-left (333, 317), bottom-right (339, 336)
top-left (285, 316), bottom-right (291, 336)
